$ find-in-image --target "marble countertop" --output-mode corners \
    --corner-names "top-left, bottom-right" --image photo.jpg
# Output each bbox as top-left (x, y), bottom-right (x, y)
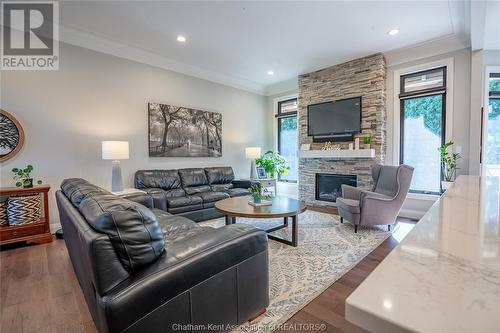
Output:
top-left (346, 176), bottom-right (500, 333)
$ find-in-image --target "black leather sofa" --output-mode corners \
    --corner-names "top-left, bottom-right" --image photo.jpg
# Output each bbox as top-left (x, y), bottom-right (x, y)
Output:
top-left (134, 167), bottom-right (252, 222)
top-left (56, 178), bottom-right (269, 333)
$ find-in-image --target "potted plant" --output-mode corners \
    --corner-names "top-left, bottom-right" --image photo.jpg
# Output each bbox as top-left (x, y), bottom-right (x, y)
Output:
top-left (12, 165), bottom-right (43, 188)
top-left (362, 135), bottom-right (371, 149)
top-left (438, 141), bottom-right (461, 191)
top-left (255, 150), bottom-right (290, 179)
top-left (248, 183), bottom-right (271, 204)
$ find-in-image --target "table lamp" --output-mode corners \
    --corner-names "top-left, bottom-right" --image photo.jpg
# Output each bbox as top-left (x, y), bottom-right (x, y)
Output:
top-left (245, 147), bottom-right (261, 180)
top-left (102, 141), bottom-right (129, 192)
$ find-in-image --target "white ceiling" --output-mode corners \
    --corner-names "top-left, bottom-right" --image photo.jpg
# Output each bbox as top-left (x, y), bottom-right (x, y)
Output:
top-left (59, 1), bottom-right (470, 94)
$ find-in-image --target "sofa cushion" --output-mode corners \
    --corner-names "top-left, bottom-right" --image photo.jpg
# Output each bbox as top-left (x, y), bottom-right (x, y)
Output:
top-left (184, 185), bottom-right (211, 195)
top-left (179, 168), bottom-right (208, 187)
top-left (78, 193), bottom-right (165, 271)
top-left (151, 208), bottom-right (199, 236)
top-left (336, 197), bottom-right (361, 214)
top-left (197, 191), bottom-right (229, 203)
top-left (228, 188), bottom-right (251, 197)
top-left (168, 204), bottom-right (204, 214)
top-left (61, 178), bottom-right (109, 208)
top-left (166, 195), bottom-right (203, 208)
top-left (210, 184), bottom-right (233, 192)
top-left (135, 170), bottom-right (181, 190)
top-left (204, 167), bottom-right (235, 185)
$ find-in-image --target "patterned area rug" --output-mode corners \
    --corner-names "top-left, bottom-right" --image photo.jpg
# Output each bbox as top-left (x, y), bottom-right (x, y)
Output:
top-left (200, 210), bottom-right (392, 333)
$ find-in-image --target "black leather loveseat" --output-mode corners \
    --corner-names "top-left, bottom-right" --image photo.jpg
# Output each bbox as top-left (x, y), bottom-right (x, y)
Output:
top-left (135, 167), bottom-right (252, 222)
top-left (56, 178), bottom-right (269, 333)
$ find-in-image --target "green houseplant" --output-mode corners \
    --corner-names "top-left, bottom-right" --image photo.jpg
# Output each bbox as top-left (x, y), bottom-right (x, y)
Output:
top-left (437, 141), bottom-right (461, 191)
top-left (362, 135), bottom-right (372, 149)
top-left (12, 165), bottom-right (43, 188)
top-left (255, 150), bottom-right (290, 179)
top-left (248, 183), bottom-right (271, 204)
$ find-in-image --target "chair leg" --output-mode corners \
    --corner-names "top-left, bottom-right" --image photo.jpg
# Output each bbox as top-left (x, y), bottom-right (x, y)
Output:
top-left (354, 225), bottom-right (358, 233)
top-left (388, 224), bottom-right (391, 231)
top-left (340, 217), bottom-right (343, 223)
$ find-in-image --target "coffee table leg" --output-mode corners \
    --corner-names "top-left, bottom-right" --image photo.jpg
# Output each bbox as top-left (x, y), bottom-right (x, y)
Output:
top-left (291, 215), bottom-right (297, 247)
top-left (225, 215), bottom-right (231, 226)
top-left (284, 217), bottom-right (288, 226)
top-left (267, 214), bottom-right (298, 247)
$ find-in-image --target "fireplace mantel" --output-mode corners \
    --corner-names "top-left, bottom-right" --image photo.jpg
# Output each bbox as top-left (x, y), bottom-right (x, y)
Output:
top-left (298, 149), bottom-right (375, 159)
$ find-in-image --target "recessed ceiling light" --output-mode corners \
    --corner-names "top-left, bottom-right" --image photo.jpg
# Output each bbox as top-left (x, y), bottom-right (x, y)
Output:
top-left (177, 35), bottom-right (186, 42)
top-left (267, 70), bottom-right (274, 76)
top-left (387, 29), bottom-right (399, 36)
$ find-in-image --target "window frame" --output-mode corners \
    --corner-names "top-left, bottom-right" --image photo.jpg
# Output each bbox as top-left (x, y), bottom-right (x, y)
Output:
top-left (275, 97), bottom-right (298, 183)
top-left (392, 58), bottom-right (454, 197)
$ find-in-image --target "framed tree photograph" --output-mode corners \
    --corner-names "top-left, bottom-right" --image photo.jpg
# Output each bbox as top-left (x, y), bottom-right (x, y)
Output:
top-left (0, 109), bottom-right (25, 162)
top-left (148, 103), bottom-right (222, 157)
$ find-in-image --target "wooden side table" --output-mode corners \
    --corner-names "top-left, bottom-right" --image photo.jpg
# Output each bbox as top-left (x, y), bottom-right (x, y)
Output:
top-left (0, 185), bottom-right (52, 246)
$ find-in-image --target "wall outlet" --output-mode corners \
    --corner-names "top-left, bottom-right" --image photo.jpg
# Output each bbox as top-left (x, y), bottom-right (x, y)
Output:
top-left (455, 146), bottom-right (462, 154)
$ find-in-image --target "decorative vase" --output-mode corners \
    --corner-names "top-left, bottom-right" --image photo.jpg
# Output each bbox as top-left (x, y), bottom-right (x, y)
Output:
top-left (441, 181), bottom-right (453, 191)
top-left (253, 194), bottom-right (261, 204)
top-left (23, 178), bottom-right (34, 188)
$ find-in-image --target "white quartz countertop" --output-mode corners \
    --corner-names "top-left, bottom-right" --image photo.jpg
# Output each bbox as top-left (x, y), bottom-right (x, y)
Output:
top-left (346, 176), bottom-right (500, 333)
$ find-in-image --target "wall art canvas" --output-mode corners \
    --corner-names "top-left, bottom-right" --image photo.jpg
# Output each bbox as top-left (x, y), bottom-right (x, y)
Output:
top-left (148, 103), bottom-right (222, 157)
top-left (0, 109), bottom-right (25, 162)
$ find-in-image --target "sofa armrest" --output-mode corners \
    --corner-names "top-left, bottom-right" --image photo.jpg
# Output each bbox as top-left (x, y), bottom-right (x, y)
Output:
top-left (232, 179), bottom-right (257, 189)
top-left (122, 193), bottom-right (154, 208)
top-left (101, 224), bottom-right (268, 332)
top-left (140, 188), bottom-right (168, 211)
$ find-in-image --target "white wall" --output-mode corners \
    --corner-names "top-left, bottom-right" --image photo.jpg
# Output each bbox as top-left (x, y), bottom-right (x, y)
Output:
top-left (0, 43), bottom-right (269, 226)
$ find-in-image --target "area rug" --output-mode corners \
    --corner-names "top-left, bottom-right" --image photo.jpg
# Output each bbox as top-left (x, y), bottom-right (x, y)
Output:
top-left (200, 210), bottom-right (393, 333)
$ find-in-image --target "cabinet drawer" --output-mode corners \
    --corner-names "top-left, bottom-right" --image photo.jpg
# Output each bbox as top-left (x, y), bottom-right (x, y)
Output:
top-left (0, 224), bottom-right (45, 241)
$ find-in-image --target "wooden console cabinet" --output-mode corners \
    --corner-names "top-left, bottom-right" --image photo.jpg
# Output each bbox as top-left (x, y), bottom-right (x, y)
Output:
top-left (0, 185), bottom-right (52, 246)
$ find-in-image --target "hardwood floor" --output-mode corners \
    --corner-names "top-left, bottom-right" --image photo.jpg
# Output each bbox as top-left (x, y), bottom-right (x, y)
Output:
top-left (0, 218), bottom-right (407, 333)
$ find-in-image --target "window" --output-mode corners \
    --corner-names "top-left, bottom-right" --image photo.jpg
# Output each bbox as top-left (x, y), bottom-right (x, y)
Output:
top-left (276, 98), bottom-right (298, 182)
top-left (485, 73), bottom-right (500, 175)
top-left (400, 67), bottom-right (446, 194)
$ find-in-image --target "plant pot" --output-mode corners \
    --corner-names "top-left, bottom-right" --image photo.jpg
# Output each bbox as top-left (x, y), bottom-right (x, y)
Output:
top-left (252, 195), bottom-right (261, 204)
top-left (266, 172), bottom-right (276, 179)
top-left (441, 181), bottom-right (453, 191)
top-left (23, 178), bottom-right (34, 188)
top-left (363, 144), bottom-right (371, 149)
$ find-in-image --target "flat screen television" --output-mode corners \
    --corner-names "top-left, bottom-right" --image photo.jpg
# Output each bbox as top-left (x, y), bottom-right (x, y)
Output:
top-left (307, 97), bottom-right (362, 137)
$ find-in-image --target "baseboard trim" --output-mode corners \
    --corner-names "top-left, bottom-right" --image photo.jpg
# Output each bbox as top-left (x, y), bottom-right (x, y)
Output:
top-left (399, 208), bottom-right (425, 220)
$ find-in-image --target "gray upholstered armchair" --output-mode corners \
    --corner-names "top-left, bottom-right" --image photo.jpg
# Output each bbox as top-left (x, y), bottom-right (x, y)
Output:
top-left (336, 164), bottom-right (414, 233)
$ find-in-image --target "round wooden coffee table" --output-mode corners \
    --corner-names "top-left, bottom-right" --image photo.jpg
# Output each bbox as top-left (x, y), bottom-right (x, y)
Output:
top-left (215, 196), bottom-right (307, 247)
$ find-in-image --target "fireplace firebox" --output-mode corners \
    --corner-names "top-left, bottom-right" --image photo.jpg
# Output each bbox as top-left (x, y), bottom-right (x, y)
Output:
top-left (315, 173), bottom-right (357, 203)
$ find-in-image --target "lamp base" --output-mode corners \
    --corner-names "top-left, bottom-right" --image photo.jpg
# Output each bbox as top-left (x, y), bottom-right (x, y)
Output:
top-left (250, 160), bottom-right (257, 180)
top-left (111, 160), bottom-right (123, 192)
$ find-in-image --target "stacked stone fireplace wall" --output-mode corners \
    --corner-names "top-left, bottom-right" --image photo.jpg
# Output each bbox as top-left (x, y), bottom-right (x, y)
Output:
top-left (298, 53), bottom-right (387, 207)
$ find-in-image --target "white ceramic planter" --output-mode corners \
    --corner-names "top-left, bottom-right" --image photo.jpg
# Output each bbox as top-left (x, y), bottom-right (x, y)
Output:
top-left (441, 181), bottom-right (454, 191)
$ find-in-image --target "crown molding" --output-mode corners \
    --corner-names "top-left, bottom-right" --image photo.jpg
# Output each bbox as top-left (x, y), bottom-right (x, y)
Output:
top-left (59, 24), bottom-right (266, 95)
top-left (384, 34), bottom-right (469, 67)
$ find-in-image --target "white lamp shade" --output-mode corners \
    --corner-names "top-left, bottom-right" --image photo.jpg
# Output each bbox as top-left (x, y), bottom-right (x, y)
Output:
top-left (245, 147), bottom-right (261, 159)
top-left (102, 141), bottom-right (129, 160)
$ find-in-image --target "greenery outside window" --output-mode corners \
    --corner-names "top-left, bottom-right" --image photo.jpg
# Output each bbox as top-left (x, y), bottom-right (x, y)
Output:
top-left (276, 98), bottom-right (298, 183)
top-left (400, 67), bottom-right (446, 194)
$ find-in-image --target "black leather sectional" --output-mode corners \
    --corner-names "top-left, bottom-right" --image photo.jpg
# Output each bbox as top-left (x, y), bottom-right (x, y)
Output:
top-left (56, 178), bottom-right (269, 333)
top-left (134, 167), bottom-right (252, 222)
